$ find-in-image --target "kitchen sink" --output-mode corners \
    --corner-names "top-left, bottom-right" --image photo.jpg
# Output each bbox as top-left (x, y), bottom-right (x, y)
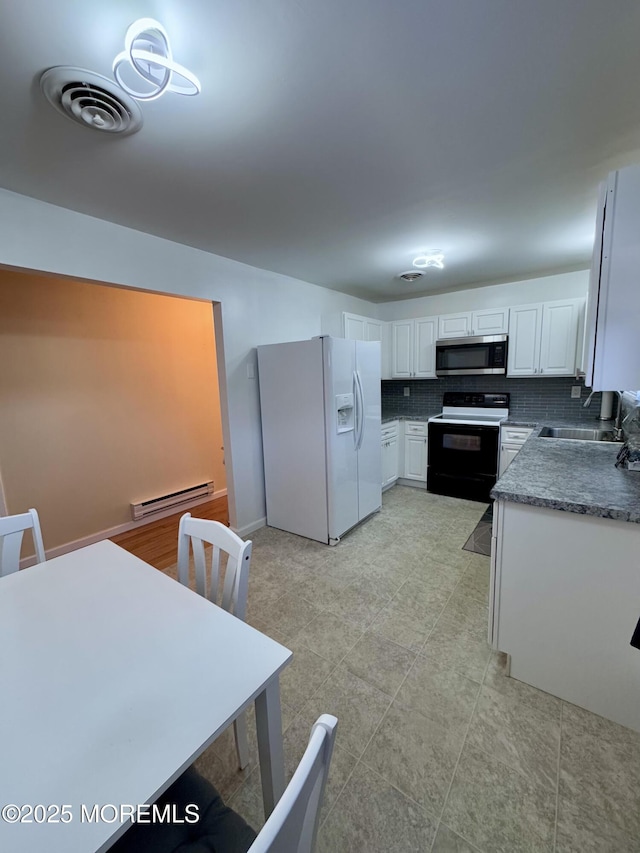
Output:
top-left (538, 426), bottom-right (618, 442)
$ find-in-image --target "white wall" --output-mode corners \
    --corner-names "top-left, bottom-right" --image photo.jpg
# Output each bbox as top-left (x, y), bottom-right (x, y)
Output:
top-left (0, 189), bottom-right (376, 536)
top-left (0, 271), bottom-right (225, 550)
top-left (378, 270), bottom-right (589, 321)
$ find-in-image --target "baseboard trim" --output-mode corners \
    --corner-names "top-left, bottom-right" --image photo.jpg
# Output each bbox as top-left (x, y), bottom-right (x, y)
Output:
top-left (233, 516), bottom-right (267, 538)
top-left (396, 478), bottom-right (428, 490)
top-left (20, 489), bottom-right (228, 568)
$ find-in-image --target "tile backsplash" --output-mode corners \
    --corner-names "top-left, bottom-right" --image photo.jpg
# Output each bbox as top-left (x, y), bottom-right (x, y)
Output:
top-left (382, 376), bottom-right (606, 423)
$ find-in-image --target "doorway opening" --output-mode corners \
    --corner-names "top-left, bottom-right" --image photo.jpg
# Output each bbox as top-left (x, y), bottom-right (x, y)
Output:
top-left (0, 265), bottom-right (232, 564)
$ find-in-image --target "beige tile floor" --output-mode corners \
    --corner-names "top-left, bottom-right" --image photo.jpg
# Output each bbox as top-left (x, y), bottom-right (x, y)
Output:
top-left (167, 486), bottom-right (640, 853)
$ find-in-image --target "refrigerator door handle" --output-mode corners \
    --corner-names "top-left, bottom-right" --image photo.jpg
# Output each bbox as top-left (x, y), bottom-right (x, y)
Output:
top-left (352, 370), bottom-right (360, 449)
top-left (355, 369), bottom-right (365, 451)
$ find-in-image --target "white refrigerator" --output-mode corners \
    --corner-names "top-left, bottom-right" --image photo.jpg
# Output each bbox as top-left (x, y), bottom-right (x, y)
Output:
top-left (257, 336), bottom-right (382, 544)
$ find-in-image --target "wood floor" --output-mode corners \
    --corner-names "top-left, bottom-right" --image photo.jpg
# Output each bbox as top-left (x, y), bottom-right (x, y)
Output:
top-left (110, 496), bottom-right (229, 570)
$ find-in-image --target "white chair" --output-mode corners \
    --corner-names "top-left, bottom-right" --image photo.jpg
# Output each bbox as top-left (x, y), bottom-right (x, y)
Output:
top-left (0, 508), bottom-right (46, 577)
top-left (177, 512), bottom-right (253, 768)
top-left (108, 714), bottom-right (338, 853)
top-left (249, 714), bottom-right (338, 853)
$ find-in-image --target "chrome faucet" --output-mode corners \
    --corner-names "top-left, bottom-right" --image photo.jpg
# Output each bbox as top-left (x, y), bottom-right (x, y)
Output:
top-left (583, 389), bottom-right (626, 440)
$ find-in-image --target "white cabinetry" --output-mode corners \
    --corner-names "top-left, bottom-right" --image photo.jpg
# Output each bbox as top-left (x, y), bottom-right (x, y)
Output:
top-left (403, 421), bottom-right (428, 481)
top-left (390, 317), bottom-right (437, 378)
top-left (584, 165), bottom-right (640, 391)
top-left (508, 304), bottom-right (542, 376)
top-left (539, 300), bottom-right (584, 375)
top-left (438, 313), bottom-right (472, 339)
top-left (507, 299), bottom-right (584, 377)
top-left (498, 426), bottom-right (533, 478)
top-left (414, 318), bottom-right (437, 377)
top-left (343, 312), bottom-right (390, 379)
top-left (390, 320), bottom-right (413, 378)
top-left (342, 313), bottom-right (383, 342)
top-left (381, 421), bottom-right (400, 490)
top-left (490, 499), bottom-right (640, 731)
top-left (437, 309), bottom-right (508, 339)
top-left (471, 308), bottom-right (509, 336)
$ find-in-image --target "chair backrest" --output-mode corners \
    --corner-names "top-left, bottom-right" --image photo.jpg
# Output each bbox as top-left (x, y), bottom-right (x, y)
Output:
top-left (248, 714), bottom-right (338, 853)
top-left (0, 509), bottom-right (46, 577)
top-left (176, 513), bottom-right (252, 620)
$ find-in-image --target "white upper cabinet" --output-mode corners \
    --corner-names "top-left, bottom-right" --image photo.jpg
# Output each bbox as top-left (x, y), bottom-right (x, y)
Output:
top-left (471, 308), bottom-right (509, 336)
top-left (390, 320), bottom-right (414, 378)
top-left (539, 299), bottom-right (583, 376)
top-left (342, 312), bottom-right (383, 342)
top-left (343, 312), bottom-right (390, 379)
top-left (437, 310), bottom-right (507, 338)
top-left (507, 303), bottom-right (543, 375)
top-left (391, 317), bottom-right (437, 378)
top-left (584, 166), bottom-right (640, 391)
top-left (414, 318), bottom-right (438, 377)
top-left (507, 299), bottom-right (584, 377)
top-left (438, 312), bottom-right (472, 339)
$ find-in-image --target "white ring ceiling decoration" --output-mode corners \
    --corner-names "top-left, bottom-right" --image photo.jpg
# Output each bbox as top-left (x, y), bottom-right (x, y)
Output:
top-left (113, 18), bottom-right (201, 101)
top-left (412, 252), bottom-right (445, 269)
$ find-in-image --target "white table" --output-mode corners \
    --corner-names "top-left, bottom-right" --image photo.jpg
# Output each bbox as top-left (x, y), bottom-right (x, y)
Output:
top-left (0, 540), bottom-right (292, 853)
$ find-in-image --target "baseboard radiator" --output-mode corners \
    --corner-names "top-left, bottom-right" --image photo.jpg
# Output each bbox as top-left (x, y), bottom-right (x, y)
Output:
top-left (131, 481), bottom-right (215, 521)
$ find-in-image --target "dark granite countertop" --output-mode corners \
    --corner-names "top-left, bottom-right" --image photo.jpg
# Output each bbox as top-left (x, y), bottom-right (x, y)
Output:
top-left (382, 412), bottom-right (437, 424)
top-left (382, 411), bottom-right (640, 522)
top-left (492, 430), bottom-right (640, 524)
top-left (501, 418), bottom-right (540, 428)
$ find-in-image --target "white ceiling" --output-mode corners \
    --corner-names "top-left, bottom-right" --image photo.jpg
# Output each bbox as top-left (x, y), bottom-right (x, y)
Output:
top-left (1, 1), bottom-right (639, 302)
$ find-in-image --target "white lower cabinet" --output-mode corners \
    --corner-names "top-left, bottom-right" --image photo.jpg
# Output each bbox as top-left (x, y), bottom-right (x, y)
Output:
top-left (498, 445), bottom-right (520, 477)
top-left (381, 421), bottom-right (400, 490)
top-left (490, 499), bottom-right (640, 731)
top-left (403, 421), bottom-right (428, 481)
top-left (498, 426), bottom-right (533, 477)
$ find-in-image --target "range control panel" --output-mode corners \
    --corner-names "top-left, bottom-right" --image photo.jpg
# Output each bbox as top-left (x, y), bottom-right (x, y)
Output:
top-left (442, 392), bottom-right (510, 408)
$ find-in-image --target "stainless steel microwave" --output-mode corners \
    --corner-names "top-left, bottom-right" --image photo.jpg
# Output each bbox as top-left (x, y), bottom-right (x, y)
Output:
top-left (435, 334), bottom-right (508, 376)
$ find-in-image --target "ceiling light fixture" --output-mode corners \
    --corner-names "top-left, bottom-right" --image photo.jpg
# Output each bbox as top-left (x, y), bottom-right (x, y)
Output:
top-left (412, 252), bottom-right (445, 269)
top-left (113, 18), bottom-right (201, 101)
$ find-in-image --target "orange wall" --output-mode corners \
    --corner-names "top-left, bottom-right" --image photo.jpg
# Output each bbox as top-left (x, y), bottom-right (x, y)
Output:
top-left (0, 269), bottom-right (225, 550)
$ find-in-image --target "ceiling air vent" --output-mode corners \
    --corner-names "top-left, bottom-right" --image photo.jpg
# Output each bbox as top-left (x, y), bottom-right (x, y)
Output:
top-left (398, 270), bottom-right (426, 283)
top-left (40, 67), bottom-right (143, 136)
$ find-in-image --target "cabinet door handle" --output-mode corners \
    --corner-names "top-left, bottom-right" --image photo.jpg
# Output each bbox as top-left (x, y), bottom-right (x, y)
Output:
top-left (533, 367), bottom-right (537, 374)
top-left (540, 368), bottom-right (544, 374)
